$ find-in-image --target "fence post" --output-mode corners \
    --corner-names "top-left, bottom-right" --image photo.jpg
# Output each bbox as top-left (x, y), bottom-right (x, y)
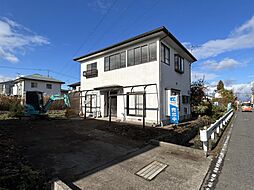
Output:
top-left (200, 127), bottom-right (208, 155)
top-left (216, 126), bottom-right (220, 134)
top-left (211, 132), bottom-right (215, 140)
top-left (199, 109), bottom-right (233, 155)
top-left (203, 141), bottom-right (208, 153)
top-left (220, 121), bottom-right (223, 129)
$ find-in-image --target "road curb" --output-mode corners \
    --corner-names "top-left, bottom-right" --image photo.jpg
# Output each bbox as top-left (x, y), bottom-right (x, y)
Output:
top-left (51, 179), bottom-right (72, 190)
top-left (150, 139), bottom-right (208, 158)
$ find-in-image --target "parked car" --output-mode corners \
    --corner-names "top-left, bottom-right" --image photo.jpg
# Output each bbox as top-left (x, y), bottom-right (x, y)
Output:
top-left (241, 102), bottom-right (252, 112)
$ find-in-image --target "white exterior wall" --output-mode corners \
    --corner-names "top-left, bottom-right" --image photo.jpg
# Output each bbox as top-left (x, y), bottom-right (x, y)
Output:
top-left (23, 80), bottom-right (61, 96)
top-left (13, 80), bottom-right (61, 101)
top-left (0, 84), bottom-right (3, 94)
top-left (80, 38), bottom-right (161, 124)
top-left (0, 82), bottom-right (13, 95)
top-left (79, 36), bottom-right (193, 125)
top-left (160, 39), bottom-right (192, 123)
top-left (12, 81), bottom-right (24, 97)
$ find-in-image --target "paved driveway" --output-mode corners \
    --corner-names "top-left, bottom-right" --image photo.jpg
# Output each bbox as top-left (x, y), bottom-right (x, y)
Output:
top-left (72, 143), bottom-right (210, 190)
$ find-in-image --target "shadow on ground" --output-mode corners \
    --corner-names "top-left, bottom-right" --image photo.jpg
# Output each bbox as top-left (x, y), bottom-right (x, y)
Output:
top-left (0, 118), bottom-right (202, 189)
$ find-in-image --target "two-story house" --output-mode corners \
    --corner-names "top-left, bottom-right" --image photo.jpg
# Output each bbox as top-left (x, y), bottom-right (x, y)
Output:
top-left (12, 74), bottom-right (65, 101)
top-left (0, 80), bottom-right (13, 96)
top-left (74, 27), bottom-right (196, 125)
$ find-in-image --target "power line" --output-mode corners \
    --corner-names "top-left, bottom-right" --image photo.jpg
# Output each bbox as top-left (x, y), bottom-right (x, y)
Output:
top-left (86, 0), bottom-right (135, 53)
top-left (118, 0), bottom-right (161, 38)
top-left (60, 0), bottom-right (119, 74)
top-left (73, 0), bottom-right (119, 58)
top-left (50, 70), bottom-right (79, 80)
top-left (0, 65), bottom-right (78, 80)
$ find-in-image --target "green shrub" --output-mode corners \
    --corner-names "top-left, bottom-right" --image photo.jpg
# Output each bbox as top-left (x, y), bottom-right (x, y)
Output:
top-left (191, 115), bottom-right (212, 129)
top-left (192, 101), bottom-right (212, 117)
top-left (8, 102), bottom-right (24, 117)
top-left (211, 105), bottom-right (226, 122)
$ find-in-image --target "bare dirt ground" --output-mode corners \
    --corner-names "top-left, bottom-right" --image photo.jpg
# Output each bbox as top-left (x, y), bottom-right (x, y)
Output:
top-left (0, 118), bottom-right (203, 189)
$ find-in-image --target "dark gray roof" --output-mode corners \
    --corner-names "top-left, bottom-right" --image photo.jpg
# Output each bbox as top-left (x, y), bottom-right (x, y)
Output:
top-left (68, 82), bottom-right (80, 87)
top-left (0, 80), bottom-right (13, 84)
top-left (15, 74), bottom-right (64, 84)
top-left (74, 26), bottom-right (197, 62)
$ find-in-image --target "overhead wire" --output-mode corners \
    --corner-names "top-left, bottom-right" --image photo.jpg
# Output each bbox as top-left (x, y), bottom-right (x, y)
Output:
top-left (118, 0), bottom-right (161, 39)
top-left (0, 65), bottom-right (79, 80)
top-left (86, 0), bottom-right (136, 53)
top-left (59, 0), bottom-right (119, 74)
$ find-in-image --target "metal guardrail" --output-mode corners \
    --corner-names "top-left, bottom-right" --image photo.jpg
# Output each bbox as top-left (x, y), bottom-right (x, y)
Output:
top-left (200, 109), bottom-right (234, 154)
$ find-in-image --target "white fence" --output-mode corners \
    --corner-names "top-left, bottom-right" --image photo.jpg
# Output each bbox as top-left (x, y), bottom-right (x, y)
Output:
top-left (200, 109), bottom-right (234, 154)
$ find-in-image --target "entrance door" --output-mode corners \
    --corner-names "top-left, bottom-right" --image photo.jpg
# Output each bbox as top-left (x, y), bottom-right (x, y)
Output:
top-left (104, 91), bottom-right (118, 117)
top-left (111, 96), bottom-right (117, 117)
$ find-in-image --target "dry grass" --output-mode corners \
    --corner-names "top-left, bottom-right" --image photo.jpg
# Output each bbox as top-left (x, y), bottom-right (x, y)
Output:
top-left (0, 96), bottom-right (21, 111)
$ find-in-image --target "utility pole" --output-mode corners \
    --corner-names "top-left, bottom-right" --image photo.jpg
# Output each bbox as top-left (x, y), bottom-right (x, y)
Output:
top-left (251, 85), bottom-right (254, 104)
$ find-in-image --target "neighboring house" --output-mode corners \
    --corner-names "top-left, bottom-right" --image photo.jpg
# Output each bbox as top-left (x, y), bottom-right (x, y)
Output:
top-left (214, 91), bottom-right (222, 98)
top-left (68, 82), bottom-right (81, 92)
top-left (0, 80), bottom-right (13, 96)
top-left (61, 89), bottom-right (70, 95)
top-left (12, 74), bottom-right (65, 101)
top-left (74, 26), bottom-right (196, 125)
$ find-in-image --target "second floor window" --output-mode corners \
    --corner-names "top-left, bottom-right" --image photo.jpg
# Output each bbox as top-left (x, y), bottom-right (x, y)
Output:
top-left (161, 43), bottom-right (170, 65)
top-left (83, 62), bottom-right (98, 78)
top-left (31, 82), bottom-right (38, 88)
top-left (149, 42), bottom-right (157, 61)
top-left (127, 42), bottom-right (157, 67)
top-left (174, 54), bottom-right (184, 73)
top-left (46, 84), bottom-right (52, 89)
top-left (104, 52), bottom-right (126, 71)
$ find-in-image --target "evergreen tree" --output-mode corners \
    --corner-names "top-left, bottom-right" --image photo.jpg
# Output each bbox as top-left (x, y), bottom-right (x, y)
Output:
top-left (217, 80), bottom-right (224, 91)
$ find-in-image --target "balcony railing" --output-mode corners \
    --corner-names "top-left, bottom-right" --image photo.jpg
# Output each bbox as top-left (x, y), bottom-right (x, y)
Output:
top-left (83, 69), bottom-right (98, 78)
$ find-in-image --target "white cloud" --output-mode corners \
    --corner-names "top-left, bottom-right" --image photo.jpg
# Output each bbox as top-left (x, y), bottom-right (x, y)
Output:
top-left (206, 80), bottom-right (254, 100)
top-left (229, 83), bottom-right (252, 93)
top-left (202, 58), bottom-right (240, 70)
top-left (191, 16), bottom-right (254, 59)
top-left (191, 71), bottom-right (219, 81)
top-left (0, 17), bottom-right (49, 63)
top-left (228, 82), bottom-right (253, 100)
top-left (0, 75), bottom-right (13, 82)
top-left (88, 0), bottom-right (114, 13)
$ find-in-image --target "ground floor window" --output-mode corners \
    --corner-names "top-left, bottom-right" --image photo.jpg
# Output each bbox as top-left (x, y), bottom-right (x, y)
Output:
top-left (182, 95), bottom-right (190, 104)
top-left (127, 92), bottom-right (145, 116)
top-left (85, 94), bottom-right (96, 113)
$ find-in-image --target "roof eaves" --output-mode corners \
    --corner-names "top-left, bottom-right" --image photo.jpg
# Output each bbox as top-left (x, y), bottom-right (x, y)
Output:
top-left (68, 82), bottom-right (80, 87)
top-left (73, 26), bottom-right (165, 62)
top-left (160, 27), bottom-right (197, 62)
top-left (73, 26), bottom-right (197, 63)
top-left (15, 77), bottom-right (65, 84)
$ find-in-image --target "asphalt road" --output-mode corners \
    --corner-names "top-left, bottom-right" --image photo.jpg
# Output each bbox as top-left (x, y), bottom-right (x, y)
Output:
top-left (215, 111), bottom-right (254, 190)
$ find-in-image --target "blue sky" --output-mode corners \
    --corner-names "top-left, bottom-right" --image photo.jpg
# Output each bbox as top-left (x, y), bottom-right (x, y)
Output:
top-left (0, 0), bottom-right (254, 93)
